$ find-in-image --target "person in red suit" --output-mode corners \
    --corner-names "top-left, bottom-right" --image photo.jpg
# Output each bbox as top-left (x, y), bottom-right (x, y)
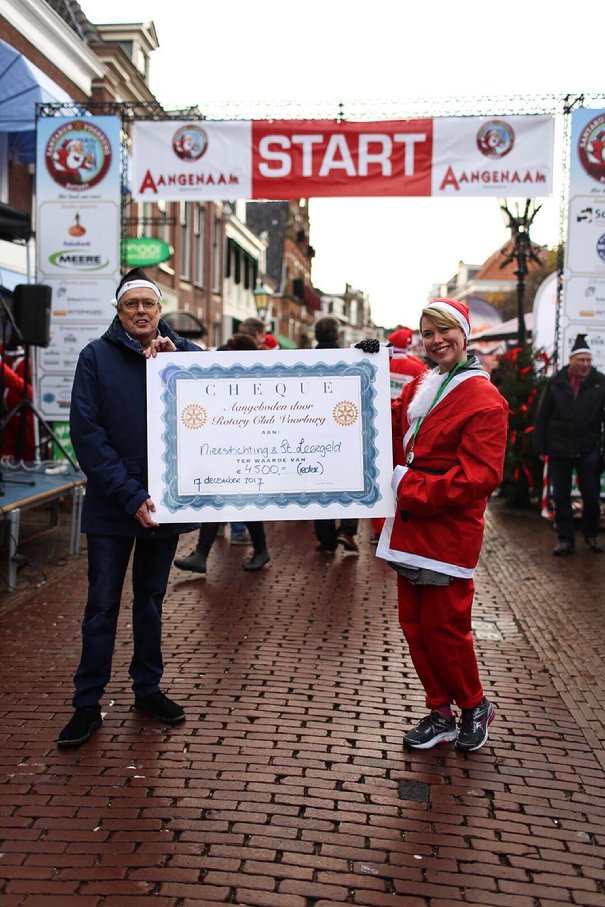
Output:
top-left (376, 298), bottom-right (508, 752)
top-left (1, 358), bottom-right (34, 460)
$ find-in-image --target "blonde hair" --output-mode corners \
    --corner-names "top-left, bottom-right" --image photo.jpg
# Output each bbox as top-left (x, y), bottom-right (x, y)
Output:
top-left (420, 306), bottom-right (462, 332)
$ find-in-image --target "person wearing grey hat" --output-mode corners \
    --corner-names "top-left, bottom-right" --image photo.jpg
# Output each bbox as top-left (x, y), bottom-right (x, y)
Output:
top-left (533, 334), bottom-right (605, 555)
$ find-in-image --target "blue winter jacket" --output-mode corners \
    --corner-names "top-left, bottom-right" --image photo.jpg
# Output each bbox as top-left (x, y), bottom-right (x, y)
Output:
top-left (70, 316), bottom-right (200, 537)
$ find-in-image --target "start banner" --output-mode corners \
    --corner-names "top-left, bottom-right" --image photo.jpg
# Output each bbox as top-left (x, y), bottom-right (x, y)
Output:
top-left (131, 115), bottom-right (554, 201)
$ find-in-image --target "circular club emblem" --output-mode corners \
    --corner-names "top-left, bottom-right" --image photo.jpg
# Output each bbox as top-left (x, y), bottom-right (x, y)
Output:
top-left (578, 113), bottom-right (605, 184)
top-left (597, 234), bottom-right (605, 262)
top-left (172, 125), bottom-right (208, 161)
top-left (476, 120), bottom-right (515, 159)
top-left (180, 404), bottom-right (208, 430)
top-left (45, 120), bottom-right (112, 191)
top-left (332, 400), bottom-right (359, 427)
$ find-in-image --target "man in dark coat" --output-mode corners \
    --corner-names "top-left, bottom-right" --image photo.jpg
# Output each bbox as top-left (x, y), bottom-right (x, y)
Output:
top-left (58, 268), bottom-right (201, 748)
top-left (533, 334), bottom-right (605, 556)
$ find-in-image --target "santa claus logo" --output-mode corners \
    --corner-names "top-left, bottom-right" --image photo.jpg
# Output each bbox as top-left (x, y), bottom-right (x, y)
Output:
top-left (476, 120), bottom-right (515, 159)
top-left (172, 125), bottom-right (208, 161)
top-left (578, 113), bottom-right (605, 184)
top-left (45, 121), bottom-right (112, 191)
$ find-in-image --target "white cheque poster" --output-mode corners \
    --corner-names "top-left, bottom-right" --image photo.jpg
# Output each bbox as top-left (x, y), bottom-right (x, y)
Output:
top-left (146, 347), bottom-right (395, 523)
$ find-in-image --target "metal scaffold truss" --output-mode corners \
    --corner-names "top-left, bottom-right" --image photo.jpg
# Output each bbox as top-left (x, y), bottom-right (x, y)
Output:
top-left (36, 93), bottom-right (605, 122)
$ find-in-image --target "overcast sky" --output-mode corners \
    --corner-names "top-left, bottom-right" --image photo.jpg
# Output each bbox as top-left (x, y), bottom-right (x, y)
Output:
top-left (80, 0), bottom-right (604, 327)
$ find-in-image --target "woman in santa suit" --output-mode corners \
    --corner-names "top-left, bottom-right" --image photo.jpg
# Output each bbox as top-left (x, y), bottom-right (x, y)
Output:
top-left (376, 298), bottom-right (508, 752)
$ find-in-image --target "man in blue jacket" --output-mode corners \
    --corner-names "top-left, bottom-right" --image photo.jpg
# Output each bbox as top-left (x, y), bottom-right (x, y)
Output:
top-left (58, 268), bottom-right (200, 748)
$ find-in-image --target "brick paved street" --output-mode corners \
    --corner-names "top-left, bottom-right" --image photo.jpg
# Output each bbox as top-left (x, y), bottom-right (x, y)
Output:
top-left (1, 502), bottom-right (604, 906)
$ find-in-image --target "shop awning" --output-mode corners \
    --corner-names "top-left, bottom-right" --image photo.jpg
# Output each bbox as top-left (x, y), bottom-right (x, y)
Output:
top-left (273, 332), bottom-right (298, 349)
top-left (0, 38), bottom-right (73, 164)
top-left (0, 38), bottom-right (72, 132)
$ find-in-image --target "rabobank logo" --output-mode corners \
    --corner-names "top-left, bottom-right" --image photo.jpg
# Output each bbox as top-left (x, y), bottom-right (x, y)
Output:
top-left (48, 251), bottom-right (109, 271)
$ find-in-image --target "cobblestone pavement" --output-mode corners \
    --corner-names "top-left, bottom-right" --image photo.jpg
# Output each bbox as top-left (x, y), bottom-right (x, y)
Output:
top-left (1, 502), bottom-right (604, 906)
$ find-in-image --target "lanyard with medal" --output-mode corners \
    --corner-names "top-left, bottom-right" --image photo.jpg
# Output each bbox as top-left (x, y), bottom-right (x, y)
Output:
top-left (405, 359), bottom-right (467, 465)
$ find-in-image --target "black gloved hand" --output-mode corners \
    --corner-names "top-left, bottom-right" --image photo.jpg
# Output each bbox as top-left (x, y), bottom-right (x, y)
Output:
top-left (354, 339), bottom-right (380, 354)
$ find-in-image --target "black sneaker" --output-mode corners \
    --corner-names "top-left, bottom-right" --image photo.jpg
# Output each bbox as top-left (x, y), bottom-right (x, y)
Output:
top-left (586, 536), bottom-right (603, 553)
top-left (455, 697), bottom-right (495, 752)
top-left (552, 540), bottom-right (575, 556)
top-left (243, 549), bottom-right (270, 571)
top-left (336, 533), bottom-right (360, 554)
top-left (134, 691), bottom-right (186, 724)
top-left (173, 551), bottom-right (207, 573)
top-left (57, 707), bottom-right (102, 748)
top-left (404, 711), bottom-right (457, 749)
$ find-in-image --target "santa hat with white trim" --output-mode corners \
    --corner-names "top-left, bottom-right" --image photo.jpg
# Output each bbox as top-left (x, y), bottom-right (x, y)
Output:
top-left (115, 267), bottom-right (162, 304)
top-left (424, 297), bottom-right (471, 339)
top-left (569, 333), bottom-right (591, 358)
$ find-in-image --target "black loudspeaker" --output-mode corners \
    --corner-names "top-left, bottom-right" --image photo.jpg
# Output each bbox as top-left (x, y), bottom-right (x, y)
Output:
top-left (12, 284), bottom-right (52, 347)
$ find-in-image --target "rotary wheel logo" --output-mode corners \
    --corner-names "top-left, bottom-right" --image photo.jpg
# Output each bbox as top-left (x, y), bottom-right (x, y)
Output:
top-left (181, 404), bottom-right (207, 429)
top-left (45, 120), bottom-right (112, 191)
top-left (333, 400), bottom-right (359, 426)
top-left (476, 119), bottom-right (515, 159)
top-left (172, 124), bottom-right (208, 161)
top-left (578, 113), bottom-right (605, 184)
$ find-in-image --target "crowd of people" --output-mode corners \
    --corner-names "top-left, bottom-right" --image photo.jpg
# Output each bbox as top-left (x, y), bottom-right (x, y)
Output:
top-left (56, 268), bottom-right (605, 757)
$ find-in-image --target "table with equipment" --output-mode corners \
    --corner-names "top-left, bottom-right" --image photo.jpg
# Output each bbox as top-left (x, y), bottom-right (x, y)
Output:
top-left (0, 465), bottom-right (85, 591)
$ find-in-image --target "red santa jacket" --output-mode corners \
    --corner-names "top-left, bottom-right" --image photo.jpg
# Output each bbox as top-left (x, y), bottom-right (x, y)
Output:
top-left (376, 359), bottom-right (508, 578)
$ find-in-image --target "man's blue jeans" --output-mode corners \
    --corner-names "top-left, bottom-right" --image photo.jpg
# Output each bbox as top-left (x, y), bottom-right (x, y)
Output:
top-left (73, 533), bottom-right (179, 709)
top-left (549, 449), bottom-right (602, 544)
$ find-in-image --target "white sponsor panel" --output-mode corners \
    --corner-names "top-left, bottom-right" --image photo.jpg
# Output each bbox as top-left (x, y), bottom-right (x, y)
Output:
top-left (565, 195), bottom-right (605, 274)
top-left (38, 322), bottom-right (107, 373)
top-left (432, 115), bottom-right (554, 197)
top-left (37, 372), bottom-right (79, 419)
top-left (563, 275), bottom-right (605, 321)
top-left (560, 322), bottom-right (605, 372)
top-left (45, 277), bottom-right (117, 323)
top-left (37, 201), bottom-right (121, 277)
top-left (131, 120), bottom-right (252, 201)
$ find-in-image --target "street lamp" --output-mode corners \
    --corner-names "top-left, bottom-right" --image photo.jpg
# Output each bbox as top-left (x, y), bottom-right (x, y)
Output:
top-left (253, 280), bottom-right (273, 323)
top-left (499, 198), bottom-right (542, 347)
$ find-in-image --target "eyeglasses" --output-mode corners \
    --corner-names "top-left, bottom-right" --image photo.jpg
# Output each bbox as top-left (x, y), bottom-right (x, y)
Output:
top-left (120, 299), bottom-right (159, 311)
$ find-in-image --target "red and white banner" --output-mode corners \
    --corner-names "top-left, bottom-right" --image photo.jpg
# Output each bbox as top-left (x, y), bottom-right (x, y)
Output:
top-left (131, 115), bottom-right (554, 201)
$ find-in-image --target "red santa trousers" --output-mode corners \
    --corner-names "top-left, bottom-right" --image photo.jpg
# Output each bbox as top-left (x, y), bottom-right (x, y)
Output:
top-left (397, 575), bottom-right (484, 710)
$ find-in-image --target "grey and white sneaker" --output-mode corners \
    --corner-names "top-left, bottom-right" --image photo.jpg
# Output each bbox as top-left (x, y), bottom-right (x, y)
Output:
top-left (455, 697), bottom-right (495, 752)
top-left (404, 711), bottom-right (457, 749)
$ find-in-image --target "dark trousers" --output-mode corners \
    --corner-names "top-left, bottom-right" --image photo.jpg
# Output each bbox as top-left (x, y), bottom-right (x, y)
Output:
top-left (73, 533), bottom-right (179, 709)
top-left (314, 518), bottom-right (359, 549)
top-left (196, 521), bottom-right (266, 554)
top-left (549, 449), bottom-right (602, 544)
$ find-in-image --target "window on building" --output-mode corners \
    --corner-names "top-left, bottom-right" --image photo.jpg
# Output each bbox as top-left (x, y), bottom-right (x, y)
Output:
top-left (212, 216), bottom-right (221, 292)
top-left (194, 205), bottom-right (205, 287)
top-left (180, 201), bottom-right (191, 280)
top-left (157, 200), bottom-right (170, 244)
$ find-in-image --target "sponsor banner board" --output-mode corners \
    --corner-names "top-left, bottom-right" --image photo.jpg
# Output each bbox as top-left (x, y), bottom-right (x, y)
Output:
top-left (562, 110), bottom-right (605, 363)
top-left (568, 108), bottom-right (605, 198)
top-left (132, 116), bottom-right (554, 201)
top-left (146, 348), bottom-right (394, 522)
top-left (36, 116), bottom-right (122, 203)
top-left (36, 116), bottom-right (121, 423)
